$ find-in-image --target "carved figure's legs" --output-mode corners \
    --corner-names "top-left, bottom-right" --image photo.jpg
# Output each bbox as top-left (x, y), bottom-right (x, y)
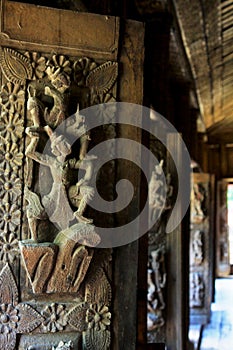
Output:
top-left (27, 215), bottom-right (38, 242)
top-left (73, 186), bottom-right (94, 224)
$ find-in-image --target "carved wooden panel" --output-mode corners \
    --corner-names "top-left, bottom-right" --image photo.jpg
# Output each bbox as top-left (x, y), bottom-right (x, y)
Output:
top-left (147, 134), bottom-right (174, 345)
top-left (0, 3), bottom-right (124, 349)
top-left (0, 1), bottom-right (120, 59)
top-left (216, 179), bottom-right (230, 277)
top-left (189, 173), bottom-right (214, 325)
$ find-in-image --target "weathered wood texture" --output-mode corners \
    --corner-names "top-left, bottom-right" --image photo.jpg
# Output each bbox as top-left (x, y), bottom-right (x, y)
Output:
top-left (0, 1), bottom-right (120, 59)
top-left (0, 2), bottom-right (145, 349)
top-left (166, 133), bottom-right (189, 350)
top-left (216, 179), bottom-right (231, 277)
top-left (112, 18), bottom-right (145, 350)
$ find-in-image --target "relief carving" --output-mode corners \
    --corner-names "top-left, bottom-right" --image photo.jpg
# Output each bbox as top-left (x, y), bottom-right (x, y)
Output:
top-left (67, 267), bottom-right (112, 349)
top-left (190, 230), bottom-right (203, 266)
top-left (190, 182), bottom-right (207, 224)
top-left (0, 264), bottom-right (43, 350)
top-left (42, 304), bottom-right (67, 333)
top-left (190, 272), bottom-right (205, 308)
top-left (147, 248), bottom-right (166, 331)
top-left (52, 341), bottom-right (73, 350)
top-left (0, 47), bottom-right (33, 84)
top-left (0, 46), bottom-right (117, 349)
top-left (148, 159), bottom-right (173, 227)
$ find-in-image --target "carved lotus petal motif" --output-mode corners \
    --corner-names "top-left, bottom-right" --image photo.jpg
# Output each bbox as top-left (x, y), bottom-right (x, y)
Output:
top-left (86, 61), bottom-right (118, 95)
top-left (67, 302), bottom-right (88, 332)
top-left (16, 304), bottom-right (44, 333)
top-left (83, 329), bottom-right (111, 350)
top-left (0, 47), bottom-right (33, 84)
top-left (0, 264), bottom-right (18, 305)
top-left (0, 333), bottom-right (16, 350)
top-left (85, 268), bottom-right (111, 307)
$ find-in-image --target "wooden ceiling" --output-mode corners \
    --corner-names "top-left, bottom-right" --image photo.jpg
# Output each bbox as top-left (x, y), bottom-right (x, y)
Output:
top-left (172, 0), bottom-right (233, 142)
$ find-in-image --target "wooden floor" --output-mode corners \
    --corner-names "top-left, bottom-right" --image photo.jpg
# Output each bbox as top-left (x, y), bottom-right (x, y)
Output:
top-left (200, 277), bottom-right (233, 350)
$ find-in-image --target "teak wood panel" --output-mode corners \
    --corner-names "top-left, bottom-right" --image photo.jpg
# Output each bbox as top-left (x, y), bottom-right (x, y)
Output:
top-left (0, 2), bottom-right (145, 350)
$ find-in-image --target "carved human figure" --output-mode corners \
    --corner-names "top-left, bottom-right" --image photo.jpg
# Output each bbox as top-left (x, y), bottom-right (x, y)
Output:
top-left (147, 248), bottom-right (166, 331)
top-left (149, 160), bottom-right (165, 223)
top-left (191, 183), bottom-right (206, 223)
top-left (64, 104), bottom-right (91, 161)
top-left (25, 121), bottom-right (95, 238)
top-left (67, 154), bottom-right (97, 224)
top-left (43, 67), bottom-right (71, 128)
top-left (192, 230), bottom-right (203, 265)
top-left (25, 125), bottom-right (73, 236)
top-left (190, 273), bottom-right (205, 308)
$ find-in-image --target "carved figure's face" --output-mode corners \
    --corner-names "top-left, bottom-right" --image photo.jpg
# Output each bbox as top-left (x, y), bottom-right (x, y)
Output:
top-left (51, 73), bottom-right (70, 93)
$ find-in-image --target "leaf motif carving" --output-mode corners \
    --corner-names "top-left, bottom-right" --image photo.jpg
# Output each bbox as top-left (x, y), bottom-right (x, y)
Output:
top-left (83, 329), bottom-right (111, 350)
top-left (67, 302), bottom-right (88, 332)
top-left (85, 268), bottom-right (111, 306)
top-left (0, 47), bottom-right (33, 84)
top-left (86, 61), bottom-right (118, 95)
top-left (16, 303), bottom-right (44, 333)
top-left (0, 333), bottom-right (16, 350)
top-left (0, 264), bottom-right (18, 305)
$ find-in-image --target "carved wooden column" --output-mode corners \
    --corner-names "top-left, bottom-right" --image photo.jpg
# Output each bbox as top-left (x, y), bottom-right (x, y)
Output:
top-left (0, 2), bottom-right (144, 349)
top-left (189, 173), bottom-right (214, 325)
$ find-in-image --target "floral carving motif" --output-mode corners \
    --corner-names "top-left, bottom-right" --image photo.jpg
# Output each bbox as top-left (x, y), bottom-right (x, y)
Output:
top-left (0, 264), bottom-right (44, 350)
top-left (0, 172), bottom-right (22, 202)
top-left (86, 304), bottom-right (111, 331)
top-left (46, 54), bottom-right (72, 75)
top-left (0, 203), bottom-right (20, 234)
top-left (67, 268), bottom-right (112, 349)
top-left (0, 142), bottom-right (23, 173)
top-left (42, 303), bottom-right (67, 333)
top-left (0, 303), bottom-right (18, 334)
top-left (0, 111), bottom-right (24, 143)
top-left (24, 51), bottom-right (46, 79)
top-left (73, 57), bottom-right (97, 86)
top-left (0, 232), bottom-right (19, 263)
top-left (0, 82), bottom-right (24, 113)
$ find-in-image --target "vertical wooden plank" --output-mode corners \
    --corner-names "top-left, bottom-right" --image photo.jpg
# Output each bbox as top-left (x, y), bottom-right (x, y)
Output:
top-left (166, 133), bottom-right (189, 350)
top-left (112, 18), bottom-right (144, 350)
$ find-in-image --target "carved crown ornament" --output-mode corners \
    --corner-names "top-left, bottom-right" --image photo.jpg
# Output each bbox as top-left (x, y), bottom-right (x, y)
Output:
top-left (0, 46), bottom-right (117, 349)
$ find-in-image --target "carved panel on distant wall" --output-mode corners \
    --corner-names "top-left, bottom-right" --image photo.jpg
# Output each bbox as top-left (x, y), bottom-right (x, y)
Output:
top-left (0, 46), bottom-right (118, 349)
top-left (189, 173), bottom-right (213, 323)
top-left (147, 148), bottom-right (174, 344)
